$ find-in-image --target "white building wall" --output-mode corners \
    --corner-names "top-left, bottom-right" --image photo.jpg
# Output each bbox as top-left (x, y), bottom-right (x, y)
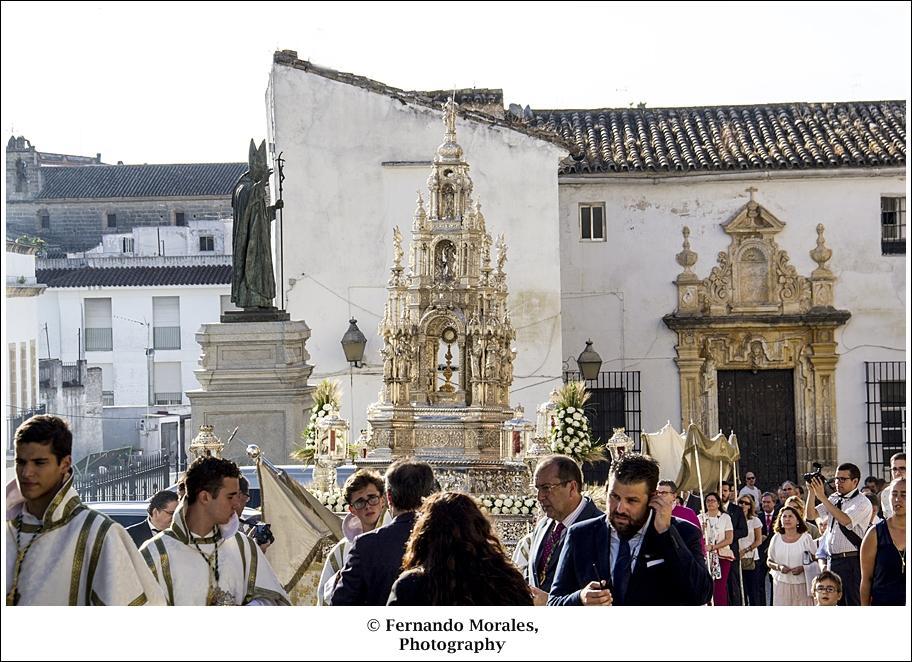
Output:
top-left (268, 65), bottom-right (567, 434)
top-left (88, 220), bottom-right (232, 257)
top-left (5, 247), bottom-right (44, 420)
top-left (38, 284), bottom-right (228, 407)
top-left (559, 171), bottom-right (906, 470)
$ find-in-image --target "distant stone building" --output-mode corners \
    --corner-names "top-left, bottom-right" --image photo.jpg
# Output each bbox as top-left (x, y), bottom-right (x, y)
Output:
top-left (5, 135), bottom-right (244, 255)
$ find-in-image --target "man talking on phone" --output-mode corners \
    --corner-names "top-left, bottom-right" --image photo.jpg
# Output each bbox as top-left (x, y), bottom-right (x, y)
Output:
top-left (548, 453), bottom-right (712, 606)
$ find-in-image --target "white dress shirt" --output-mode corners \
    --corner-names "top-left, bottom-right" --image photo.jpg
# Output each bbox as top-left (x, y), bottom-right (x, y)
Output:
top-left (815, 489), bottom-right (871, 554)
top-left (606, 511), bottom-right (651, 575)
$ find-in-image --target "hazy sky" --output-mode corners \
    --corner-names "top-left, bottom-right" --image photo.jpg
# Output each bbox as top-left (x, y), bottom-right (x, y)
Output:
top-left (2, 1), bottom-right (909, 165)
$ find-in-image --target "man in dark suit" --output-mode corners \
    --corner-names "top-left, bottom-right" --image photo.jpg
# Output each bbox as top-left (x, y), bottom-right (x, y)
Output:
top-left (524, 455), bottom-right (603, 604)
top-left (721, 480), bottom-right (748, 606)
top-left (756, 491), bottom-right (780, 605)
top-left (126, 489), bottom-right (178, 547)
top-left (329, 459), bottom-right (435, 606)
top-left (549, 453), bottom-right (712, 606)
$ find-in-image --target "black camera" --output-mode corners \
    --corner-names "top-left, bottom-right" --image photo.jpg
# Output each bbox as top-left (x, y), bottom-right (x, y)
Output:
top-left (251, 522), bottom-right (275, 546)
top-left (802, 462), bottom-right (826, 484)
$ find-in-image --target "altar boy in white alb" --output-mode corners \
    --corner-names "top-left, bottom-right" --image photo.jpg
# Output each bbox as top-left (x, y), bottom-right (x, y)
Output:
top-left (6, 415), bottom-right (165, 606)
top-left (140, 455), bottom-right (289, 605)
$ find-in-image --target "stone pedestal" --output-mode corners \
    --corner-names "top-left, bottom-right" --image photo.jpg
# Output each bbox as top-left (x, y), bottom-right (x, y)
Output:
top-left (187, 319), bottom-right (314, 465)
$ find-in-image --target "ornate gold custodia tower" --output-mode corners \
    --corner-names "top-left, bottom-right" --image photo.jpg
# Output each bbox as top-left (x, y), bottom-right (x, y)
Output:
top-left (364, 98), bottom-right (525, 493)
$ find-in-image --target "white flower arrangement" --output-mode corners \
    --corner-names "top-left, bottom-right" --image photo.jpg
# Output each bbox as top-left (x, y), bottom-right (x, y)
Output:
top-left (547, 381), bottom-right (606, 466)
top-left (312, 489), bottom-right (347, 512)
top-left (475, 494), bottom-right (539, 517)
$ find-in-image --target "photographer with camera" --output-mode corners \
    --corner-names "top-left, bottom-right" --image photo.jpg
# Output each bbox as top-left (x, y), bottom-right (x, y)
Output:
top-left (234, 475), bottom-right (274, 552)
top-left (804, 462), bottom-right (871, 606)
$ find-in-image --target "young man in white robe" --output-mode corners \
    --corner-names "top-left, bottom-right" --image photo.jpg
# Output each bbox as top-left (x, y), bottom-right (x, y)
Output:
top-left (317, 469), bottom-right (390, 605)
top-left (140, 455), bottom-right (289, 605)
top-left (6, 415), bottom-right (165, 606)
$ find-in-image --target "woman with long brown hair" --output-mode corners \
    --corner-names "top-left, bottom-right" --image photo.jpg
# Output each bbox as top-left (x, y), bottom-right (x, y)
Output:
top-left (387, 491), bottom-right (534, 606)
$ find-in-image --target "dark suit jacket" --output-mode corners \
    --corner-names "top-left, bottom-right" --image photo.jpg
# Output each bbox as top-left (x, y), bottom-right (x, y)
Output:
top-left (685, 493), bottom-right (703, 514)
top-left (756, 507), bottom-right (780, 564)
top-left (548, 515), bottom-right (712, 606)
top-left (126, 519), bottom-right (156, 548)
top-left (329, 511), bottom-right (417, 606)
top-left (725, 501), bottom-right (748, 558)
top-left (526, 497), bottom-right (603, 592)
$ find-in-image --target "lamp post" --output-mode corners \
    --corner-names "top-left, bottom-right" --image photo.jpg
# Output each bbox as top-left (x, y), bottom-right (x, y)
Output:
top-left (340, 317), bottom-right (367, 433)
top-left (577, 339), bottom-right (602, 382)
top-left (341, 318), bottom-right (367, 368)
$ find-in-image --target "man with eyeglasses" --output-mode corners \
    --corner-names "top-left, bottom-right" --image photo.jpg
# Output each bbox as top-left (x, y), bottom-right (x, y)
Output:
top-left (738, 472), bottom-right (762, 513)
top-left (330, 459), bottom-right (435, 605)
top-left (317, 469), bottom-right (389, 605)
top-left (521, 455), bottom-right (603, 604)
top-left (880, 452), bottom-right (905, 518)
top-left (805, 462), bottom-right (872, 605)
top-left (127, 489), bottom-right (178, 548)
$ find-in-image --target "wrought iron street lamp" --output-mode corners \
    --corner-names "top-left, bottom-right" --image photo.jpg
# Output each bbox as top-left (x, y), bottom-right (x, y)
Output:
top-left (577, 339), bottom-right (602, 381)
top-left (341, 318), bottom-right (367, 368)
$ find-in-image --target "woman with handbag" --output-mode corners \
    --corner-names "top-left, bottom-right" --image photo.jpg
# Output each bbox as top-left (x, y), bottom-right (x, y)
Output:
top-left (767, 505), bottom-right (817, 605)
top-left (738, 494), bottom-right (764, 606)
top-left (699, 491), bottom-right (734, 606)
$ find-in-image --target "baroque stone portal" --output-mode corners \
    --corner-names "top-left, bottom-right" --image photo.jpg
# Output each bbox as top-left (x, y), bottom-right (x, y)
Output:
top-left (663, 195), bottom-right (850, 474)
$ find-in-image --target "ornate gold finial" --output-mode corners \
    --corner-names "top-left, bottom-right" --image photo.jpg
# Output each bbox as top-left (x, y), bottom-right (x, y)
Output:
top-left (676, 226), bottom-right (699, 274)
top-left (495, 234), bottom-right (507, 276)
top-left (810, 223), bottom-right (832, 270)
top-left (435, 97), bottom-right (464, 162)
top-left (444, 96), bottom-right (457, 140)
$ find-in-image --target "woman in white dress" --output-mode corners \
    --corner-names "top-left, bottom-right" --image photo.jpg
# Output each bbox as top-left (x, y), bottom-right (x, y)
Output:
top-left (699, 491), bottom-right (734, 606)
top-left (766, 505), bottom-right (817, 606)
top-left (738, 494), bottom-right (764, 606)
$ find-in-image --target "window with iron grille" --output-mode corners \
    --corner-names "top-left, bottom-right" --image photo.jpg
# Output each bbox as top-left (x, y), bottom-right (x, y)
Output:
top-left (38, 210), bottom-right (50, 230)
top-left (121, 237), bottom-right (134, 253)
top-left (563, 370), bottom-right (641, 484)
top-left (881, 196), bottom-right (905, 255)
top-left (174, 211), bottom-right (186, 227)
top-left (106, 213), bottom-right (117, 229)
top-left (579, 203), bottom-right (606, 242)
top-left (865, 361), bottom-right (906, 480)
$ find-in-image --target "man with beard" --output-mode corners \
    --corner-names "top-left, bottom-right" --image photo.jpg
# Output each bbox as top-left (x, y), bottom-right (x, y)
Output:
top-left (548, 453), bottom-right (711, 606)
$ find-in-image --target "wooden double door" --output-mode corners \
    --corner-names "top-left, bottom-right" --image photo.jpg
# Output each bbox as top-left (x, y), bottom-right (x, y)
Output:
top-left (718, 369), bottom-right (797, 491)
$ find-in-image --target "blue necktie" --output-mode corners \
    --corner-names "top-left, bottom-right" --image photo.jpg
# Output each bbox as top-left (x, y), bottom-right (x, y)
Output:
top-left (613, 537), bottom-right (631, 604)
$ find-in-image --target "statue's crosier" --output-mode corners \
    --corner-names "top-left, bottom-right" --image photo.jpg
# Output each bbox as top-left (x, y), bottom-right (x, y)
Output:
top-left (231, 139), bottom-right (282, 309)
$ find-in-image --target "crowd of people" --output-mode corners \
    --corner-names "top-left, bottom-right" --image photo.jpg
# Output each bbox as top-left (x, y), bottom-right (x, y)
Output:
top-left (5, 414), bottom-right (906, 607)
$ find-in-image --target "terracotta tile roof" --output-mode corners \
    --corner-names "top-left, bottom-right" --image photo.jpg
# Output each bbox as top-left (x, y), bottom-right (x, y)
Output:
top-left (36, 163), bottom-right (247, 199)
top-left (36, 264), bottom-right (232, 288)
top-left (530, 101), bottom-right (906, 174)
